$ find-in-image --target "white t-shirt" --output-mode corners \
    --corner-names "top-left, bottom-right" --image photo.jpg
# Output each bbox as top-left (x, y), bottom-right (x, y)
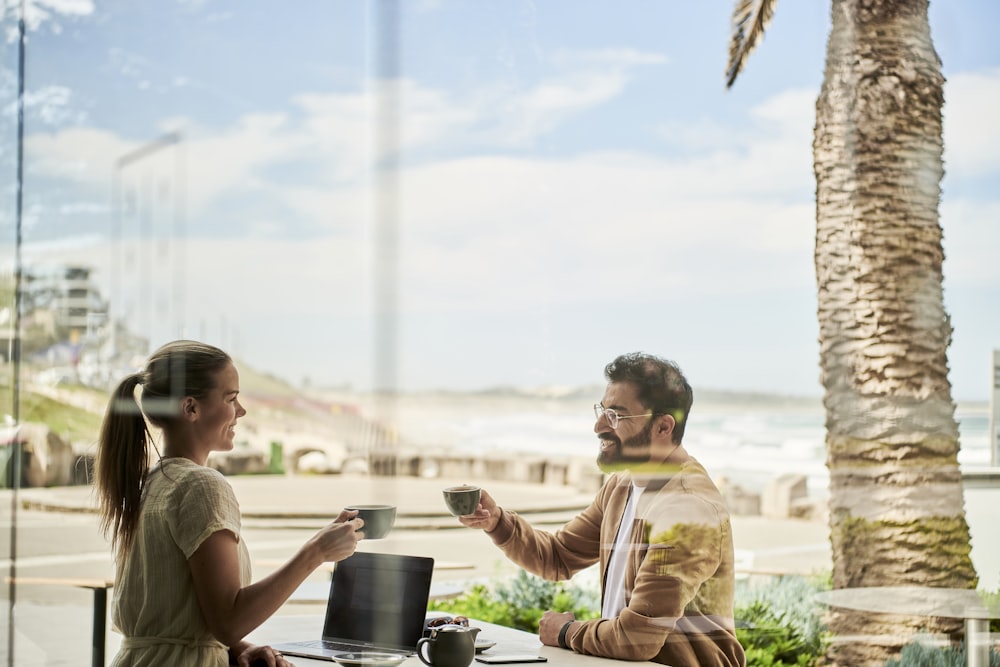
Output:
top-left (602, 482), bottom-right (644, 619)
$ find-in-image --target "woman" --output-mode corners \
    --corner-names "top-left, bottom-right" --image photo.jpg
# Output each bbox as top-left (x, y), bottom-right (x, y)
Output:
top-left (96, 340), bottom-right (363, 666)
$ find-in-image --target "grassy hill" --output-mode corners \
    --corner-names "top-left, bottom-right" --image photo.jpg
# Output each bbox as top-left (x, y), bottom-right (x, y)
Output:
top-left (231, 356), bottom-right (304, 400)
top-left (0, 382), bottom-right (104, 444)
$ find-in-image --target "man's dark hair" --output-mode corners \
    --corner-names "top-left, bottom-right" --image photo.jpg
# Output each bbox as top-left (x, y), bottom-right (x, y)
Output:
top-left (604, 352), bottom-right (693, 443)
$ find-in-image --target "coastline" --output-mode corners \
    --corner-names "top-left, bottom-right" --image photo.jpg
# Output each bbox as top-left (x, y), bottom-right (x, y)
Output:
top-left (283, 389), bottom-right (992, 502)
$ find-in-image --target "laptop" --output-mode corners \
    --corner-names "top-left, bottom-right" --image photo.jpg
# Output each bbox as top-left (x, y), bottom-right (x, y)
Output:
top-left (272, 552), bottom-right (435, 662)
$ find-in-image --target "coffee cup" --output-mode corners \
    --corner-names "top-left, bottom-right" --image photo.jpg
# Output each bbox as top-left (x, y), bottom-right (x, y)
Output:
top-left (442, 485), bottom-right (481, 517)
top-left (345, 504), bottom-right (396, 539)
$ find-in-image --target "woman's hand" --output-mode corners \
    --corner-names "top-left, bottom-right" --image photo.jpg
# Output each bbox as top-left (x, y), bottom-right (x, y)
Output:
top-left (457, 488), bottom-right (501, 532)
top-left (191, 513), bottom-right (362, 647)
top-left (232, 642), bottom-right (295, 666)
top-left (307, 508), bottom-right (363, 563)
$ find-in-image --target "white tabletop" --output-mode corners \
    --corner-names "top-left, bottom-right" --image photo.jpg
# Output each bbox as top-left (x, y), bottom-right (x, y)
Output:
top-left (814, 586), bottom-right (999, 620)
top-left (248, 614), bottom-right (656, 667)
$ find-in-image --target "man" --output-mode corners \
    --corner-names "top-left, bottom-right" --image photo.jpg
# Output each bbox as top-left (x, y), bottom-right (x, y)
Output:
top-left (459, 353), bottom-right (745, 667)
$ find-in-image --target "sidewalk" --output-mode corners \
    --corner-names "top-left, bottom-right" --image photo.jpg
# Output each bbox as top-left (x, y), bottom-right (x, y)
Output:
top-left (16, 470), bottom-right (997, 586)
top-left (16, 473), bottom-right (597, 525)
top-left (13, 472), bottom-right (835, 576)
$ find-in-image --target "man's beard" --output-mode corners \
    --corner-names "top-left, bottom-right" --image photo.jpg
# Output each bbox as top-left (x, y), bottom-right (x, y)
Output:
top-left (597, 418), bottom-right (654, 473)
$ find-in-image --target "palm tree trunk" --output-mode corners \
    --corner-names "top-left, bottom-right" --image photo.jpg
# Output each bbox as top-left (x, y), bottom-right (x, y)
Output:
top-left (813, 0), bottom-right (978, 663)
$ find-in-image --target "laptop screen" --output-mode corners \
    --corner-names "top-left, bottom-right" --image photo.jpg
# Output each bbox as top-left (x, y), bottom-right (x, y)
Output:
top-left (323, 551), bottom-right (435, 651)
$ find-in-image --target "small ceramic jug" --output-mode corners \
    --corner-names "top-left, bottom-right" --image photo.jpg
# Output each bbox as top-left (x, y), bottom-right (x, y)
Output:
top-left (416, 625), bottom-right (481, 667)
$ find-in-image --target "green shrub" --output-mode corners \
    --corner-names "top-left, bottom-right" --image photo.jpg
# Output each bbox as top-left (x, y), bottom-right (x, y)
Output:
top-left (733, 574), bottom-right (830, 666)
top-left (885, 587), bottom-right (1000, 667)
top-left (429, 570), bottom-right (600, 633)
top-left (735, 600), bottom-right (817, 666)
top-left (430, 583), bottom-right (517, 628)
top-left (885, 637), bottom-right (1000, 667)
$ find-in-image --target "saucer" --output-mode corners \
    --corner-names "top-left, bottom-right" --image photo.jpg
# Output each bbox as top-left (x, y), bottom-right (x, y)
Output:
top-left (475, 639), bottom-right (497, 653)
top-left (331, 651), bottom-right (409, 667)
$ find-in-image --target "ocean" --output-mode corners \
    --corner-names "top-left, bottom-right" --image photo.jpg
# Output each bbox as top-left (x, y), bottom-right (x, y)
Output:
top-left (355, 392), bottom-right (994, 501)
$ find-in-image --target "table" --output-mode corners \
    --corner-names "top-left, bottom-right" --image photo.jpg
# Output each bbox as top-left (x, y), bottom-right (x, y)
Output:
top-left (248, 615), bottom-right (658, 667)
top-left (814, 586), bottom-right (999, 667)
top-left (5, 576), bottom-right (114, 667)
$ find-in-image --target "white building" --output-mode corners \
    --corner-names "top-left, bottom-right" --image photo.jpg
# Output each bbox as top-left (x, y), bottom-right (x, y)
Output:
top-left (23, 264), bottom-right (108, 338)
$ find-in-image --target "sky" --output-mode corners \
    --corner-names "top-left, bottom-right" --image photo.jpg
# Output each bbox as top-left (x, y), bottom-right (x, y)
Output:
top-left (1, 0), bottom-right (998, 401)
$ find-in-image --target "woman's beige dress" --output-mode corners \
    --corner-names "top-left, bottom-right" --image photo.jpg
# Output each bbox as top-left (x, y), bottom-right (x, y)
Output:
top-left (111, 457), bottom-right (252, 667)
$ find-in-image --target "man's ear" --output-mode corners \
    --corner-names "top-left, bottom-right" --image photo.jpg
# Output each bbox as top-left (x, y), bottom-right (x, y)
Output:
top-left (656, 413), bottom-right (675, 440)
top-left (180, 396), bottom-right (198, 421)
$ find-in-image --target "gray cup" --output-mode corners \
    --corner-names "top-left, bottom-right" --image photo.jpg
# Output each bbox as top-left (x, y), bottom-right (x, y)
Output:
top-left (345, 504), bottom-right (396, 539)
top-left (442, 485), bottom-right (481, 517)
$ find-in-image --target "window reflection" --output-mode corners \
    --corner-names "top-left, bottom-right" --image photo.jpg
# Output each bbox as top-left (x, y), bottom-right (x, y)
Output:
top-left (2, 1), bottom-right (998, 665)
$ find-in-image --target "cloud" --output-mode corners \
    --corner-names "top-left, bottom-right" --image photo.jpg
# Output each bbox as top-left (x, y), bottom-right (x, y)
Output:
top-left (941, 198), bottom-right (1000, 285)
top-left (750, 88), bottom-right (816, 126)
top-left (25, 115), bottom-right (313, 229)
top-left (22, 49), bottom-right (675, 240)
top-left (390, 152), bottom-right (816, 314)
top-left (3, 0), bottom-right (94, 39)
top-left (291, 63), bottom-right (652, 165)
top-left (653, 88), bottom-right (815, 197)
top-left (11, 39), bottom-right (997, 396)
top-left (492, 71), bottom-right (630, 145)
top-left (11, 76), bottom-right (842, 320)
top-left (485, 48), bottom-right (667, 146)
top-left (21, 85), bottom-right (88, 126)
top-left (14, 118), bottom-right (821, 325)
top-left (943, 68), bottom-right (1000, 174)
top-left (25, 126), bottom-right (134, 186)
top-left (15, 233), bottom-right (370, 321)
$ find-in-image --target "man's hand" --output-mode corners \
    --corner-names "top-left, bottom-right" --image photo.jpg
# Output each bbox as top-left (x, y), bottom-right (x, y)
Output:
top-left (538, 610), bottom-right (575, 647)
top-left (457, 488), bottom-right (501, 532)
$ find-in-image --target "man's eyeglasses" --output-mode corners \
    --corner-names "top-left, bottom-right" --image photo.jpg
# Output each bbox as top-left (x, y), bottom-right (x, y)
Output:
top-left (593, 404), bottom-right (651, 429)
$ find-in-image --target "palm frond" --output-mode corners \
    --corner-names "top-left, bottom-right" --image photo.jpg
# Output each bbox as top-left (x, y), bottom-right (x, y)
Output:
top-left (726, 0), bottom-right (778, 89)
